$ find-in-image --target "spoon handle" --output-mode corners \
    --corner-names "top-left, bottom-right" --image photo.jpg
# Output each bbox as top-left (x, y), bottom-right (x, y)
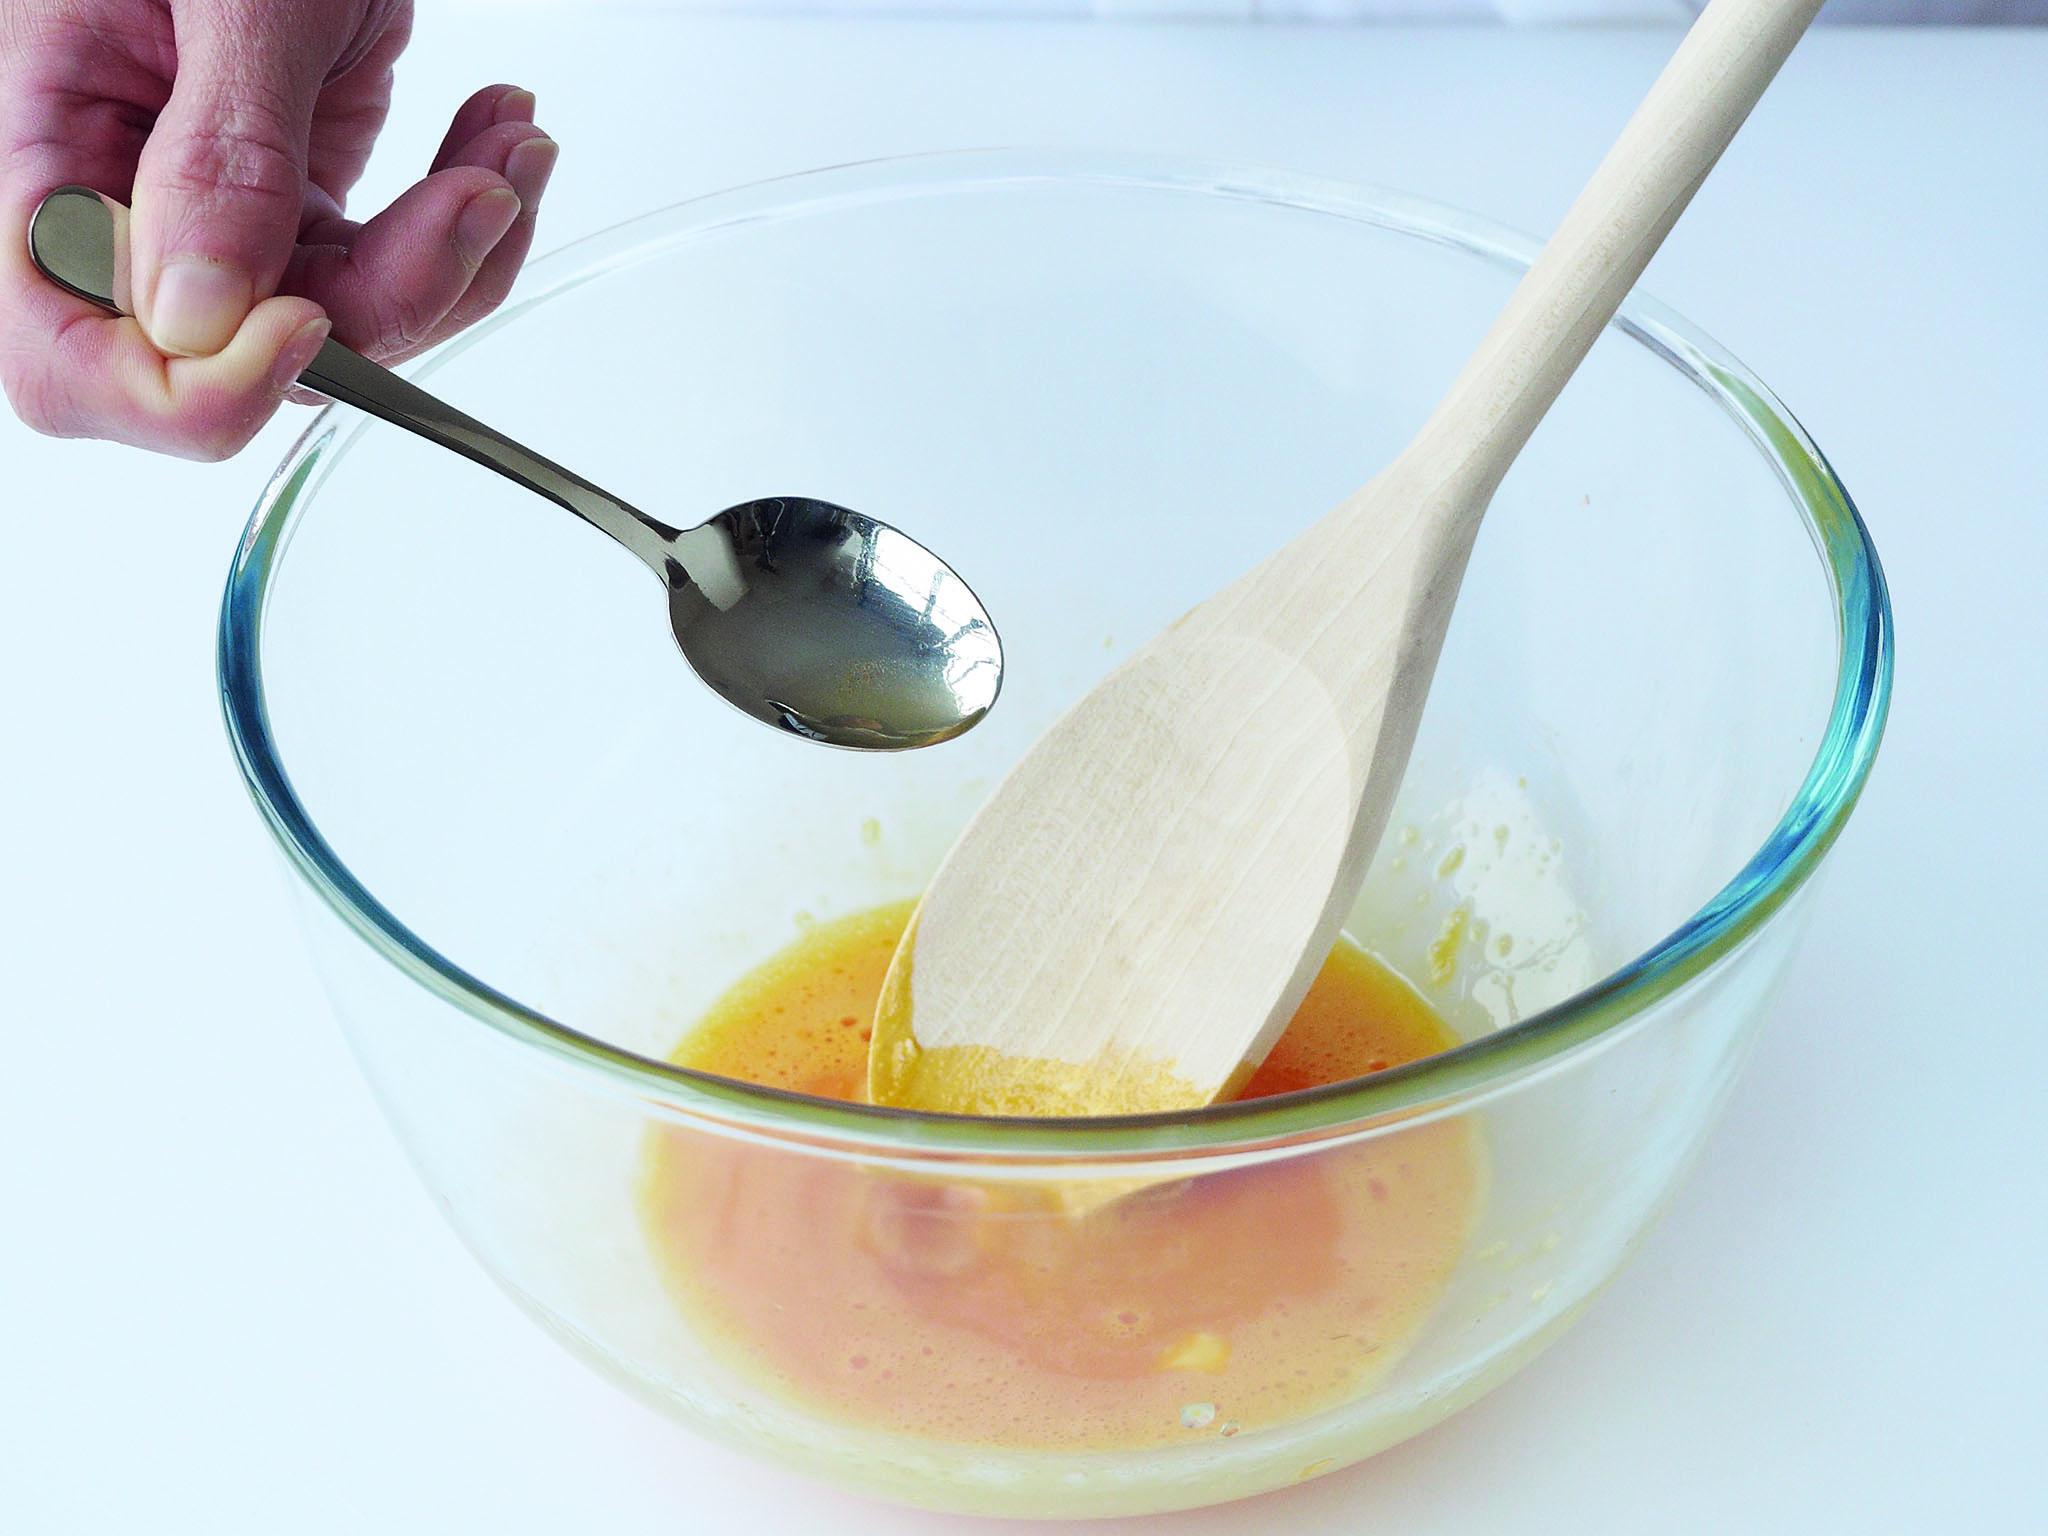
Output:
top-left (293, 336), bottom-right (679, 569)
top-left (1407, 0), bottom-right (1824, 516)
top-left (26, 185), bottom-right (677, 573)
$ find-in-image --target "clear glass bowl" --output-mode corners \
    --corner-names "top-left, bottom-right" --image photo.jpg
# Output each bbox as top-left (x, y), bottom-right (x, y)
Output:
top-left (220, 152), bottom-right (1890, 1518)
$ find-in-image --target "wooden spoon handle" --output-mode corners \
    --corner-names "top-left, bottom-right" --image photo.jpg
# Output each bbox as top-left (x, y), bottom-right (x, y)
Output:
top-left (1413, 0), bottom-right (1823, 512)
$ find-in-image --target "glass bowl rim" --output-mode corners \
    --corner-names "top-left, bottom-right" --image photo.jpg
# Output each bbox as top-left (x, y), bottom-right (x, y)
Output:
top-left (218, 148), bottom-right (1893, 1162)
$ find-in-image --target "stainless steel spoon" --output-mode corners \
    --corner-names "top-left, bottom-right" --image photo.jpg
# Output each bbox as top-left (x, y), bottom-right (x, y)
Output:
top-left (29, 185), bottom-right (1002, 750)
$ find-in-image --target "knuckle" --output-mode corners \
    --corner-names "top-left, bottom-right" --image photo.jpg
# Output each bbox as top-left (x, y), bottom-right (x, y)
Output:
top-left (365, 293), bottom-right (436, 360)
top-left (451, 287), bottom-right (507, 334)
top-left (159, 88), bottom-right (304, 207)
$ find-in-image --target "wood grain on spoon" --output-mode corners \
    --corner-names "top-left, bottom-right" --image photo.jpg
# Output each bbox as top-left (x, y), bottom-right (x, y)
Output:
top-left (870, 0), bottom-right (1824, 1118)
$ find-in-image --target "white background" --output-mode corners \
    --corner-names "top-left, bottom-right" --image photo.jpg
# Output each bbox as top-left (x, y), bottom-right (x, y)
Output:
top-left (3, 10), bottom-right (2043, 1533)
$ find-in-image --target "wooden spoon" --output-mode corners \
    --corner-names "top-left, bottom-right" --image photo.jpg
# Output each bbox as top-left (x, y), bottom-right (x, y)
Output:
top-left (870, 0), bottom-right (1822, 1117)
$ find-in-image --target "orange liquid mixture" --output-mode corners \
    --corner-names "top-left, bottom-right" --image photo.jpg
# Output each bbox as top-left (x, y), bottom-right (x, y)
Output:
top-left (639, 901), bottom-right (1481, 1451)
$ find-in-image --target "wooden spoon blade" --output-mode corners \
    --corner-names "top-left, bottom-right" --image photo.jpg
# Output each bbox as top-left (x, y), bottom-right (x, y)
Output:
top-left (869, 481), bottom-right (1448, 1116)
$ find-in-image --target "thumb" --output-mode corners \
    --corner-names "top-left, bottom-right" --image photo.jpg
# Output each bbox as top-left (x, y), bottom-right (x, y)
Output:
top-left (129, 12), bottom-right (335, 357)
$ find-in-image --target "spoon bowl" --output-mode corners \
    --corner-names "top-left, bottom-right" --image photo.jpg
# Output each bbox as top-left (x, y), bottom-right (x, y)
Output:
top-left (671, 498), bottom-right (1001, 749)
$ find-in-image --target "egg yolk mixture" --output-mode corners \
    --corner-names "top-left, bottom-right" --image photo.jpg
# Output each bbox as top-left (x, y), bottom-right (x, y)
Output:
top-left (638, 901), bottom-right (1480, 1451)
top-left (868, 908), bottom-right (1215, 1115)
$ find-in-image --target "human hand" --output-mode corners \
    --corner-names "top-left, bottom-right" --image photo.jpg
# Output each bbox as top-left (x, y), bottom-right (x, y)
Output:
top-left (0, 0), bottom-right (557, 458)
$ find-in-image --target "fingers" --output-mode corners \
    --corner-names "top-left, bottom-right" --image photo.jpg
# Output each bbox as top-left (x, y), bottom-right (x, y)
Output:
top-left (163, 299), bottom-right (332, 457)
top-left (286, 166), bottom-right (520, 362)
top-left (127, 3), bottom-right (349, 358)
top-left (418, 119), bottom-right (557, 351)
top-left (0, 64), bottom-right (330, 460)
top-left (285, 90), bottom-right (556, 366)
top-left (2, 286), bottom-right (329, 460)
top-left (2, 40), bottom-right (554, 452)
top-left (431, 83), bottom-right (535, 173)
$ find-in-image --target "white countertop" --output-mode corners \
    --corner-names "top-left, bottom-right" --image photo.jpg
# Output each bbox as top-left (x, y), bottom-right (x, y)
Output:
top-left (3, 11), bottom-right (2043, 1533)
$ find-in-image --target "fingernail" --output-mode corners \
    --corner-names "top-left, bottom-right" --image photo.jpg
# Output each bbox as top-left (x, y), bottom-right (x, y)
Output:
top-left (150, 258), bottom-right (252, 357)
top-left (271, 318), bottom-right (331, 392)
top-left (455, 187), bottom-right (522, 266)
top-left (494, 88), bottom-right (536, 125)
top-left (504, 137), bottom-right (558, 211)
